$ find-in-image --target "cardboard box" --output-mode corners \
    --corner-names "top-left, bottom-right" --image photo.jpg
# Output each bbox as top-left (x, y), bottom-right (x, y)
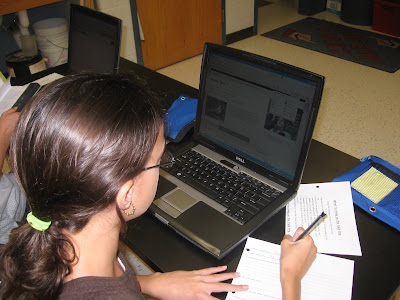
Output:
top-left (326, 0), bottom-right (342, 14)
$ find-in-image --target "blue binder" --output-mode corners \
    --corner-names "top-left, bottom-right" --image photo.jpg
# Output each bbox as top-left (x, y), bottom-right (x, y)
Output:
top-left (333, 155), bottom-right (400, 231)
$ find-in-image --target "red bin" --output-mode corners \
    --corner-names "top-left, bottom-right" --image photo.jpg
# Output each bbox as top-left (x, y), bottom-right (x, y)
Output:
top-left (372, 0), bottom-right (400, 37)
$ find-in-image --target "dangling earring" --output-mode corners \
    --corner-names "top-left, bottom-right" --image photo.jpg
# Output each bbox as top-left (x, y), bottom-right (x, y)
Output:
top-left (123, 202), bottom-right (136, 216)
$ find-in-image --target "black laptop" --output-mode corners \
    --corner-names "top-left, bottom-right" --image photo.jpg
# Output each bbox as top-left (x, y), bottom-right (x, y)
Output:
top-left (149, 43), bottom-right (324, 259)
top-left (11, 5), bottom-right (122, 110)
top-left (67, 4), bottom-right (122, 74)
top-left (10, 4), bottom-right (121, 87)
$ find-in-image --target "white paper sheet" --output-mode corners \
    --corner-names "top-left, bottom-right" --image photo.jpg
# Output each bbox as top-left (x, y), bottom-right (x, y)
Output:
top-left (226, 237), bottom-right (354, 300)
top-left (286, 181), bottom-right (362, 256)
top-left (34, 73), bottom-right (64, 85)
top-left (0, 77), bottom-right (26, 114)
top-left (0, 73), bottom-right (64, 115)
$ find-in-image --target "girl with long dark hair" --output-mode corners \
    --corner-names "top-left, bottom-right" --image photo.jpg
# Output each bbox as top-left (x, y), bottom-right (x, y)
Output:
top-left (0, 73), bottom-right (316, 299)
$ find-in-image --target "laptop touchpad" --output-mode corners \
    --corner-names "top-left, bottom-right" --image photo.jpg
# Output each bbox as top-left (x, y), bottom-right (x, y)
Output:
top-left (164, 189), bottom-right (197, 213)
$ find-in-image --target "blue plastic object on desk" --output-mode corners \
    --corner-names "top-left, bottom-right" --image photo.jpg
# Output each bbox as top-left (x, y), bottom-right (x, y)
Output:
top-left (164, 95), bottom-right (198, 143)
top-left (333, 155), bottom-right (400, 231)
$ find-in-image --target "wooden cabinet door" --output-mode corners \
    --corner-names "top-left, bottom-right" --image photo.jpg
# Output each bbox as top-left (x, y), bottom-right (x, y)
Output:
top-left (0, 0), bottom-right (63, 15)
top-left (137, 0), bottom-right (222, 70)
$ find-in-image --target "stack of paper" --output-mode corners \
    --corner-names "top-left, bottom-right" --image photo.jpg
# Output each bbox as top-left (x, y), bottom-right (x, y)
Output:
top-left (226, 237), bottom-right (354, 300)
top-left (286, 181), bottom-right (361, 256)
top-left (227, 181), bottom-right (361, 300)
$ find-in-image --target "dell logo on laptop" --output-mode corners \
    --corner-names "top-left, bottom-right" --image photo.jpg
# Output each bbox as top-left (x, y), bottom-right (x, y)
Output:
top-left (236, 156), bottom-right (245, 164)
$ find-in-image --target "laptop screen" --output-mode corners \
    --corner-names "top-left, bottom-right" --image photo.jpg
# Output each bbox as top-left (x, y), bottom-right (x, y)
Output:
top-left (197, 47), bottom-right (320, 181)
top-left (68, 4), bottom-right (122, 74)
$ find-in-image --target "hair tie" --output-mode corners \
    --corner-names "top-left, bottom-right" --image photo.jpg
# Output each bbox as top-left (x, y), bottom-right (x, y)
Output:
top-left (27, 212), bottom-right (51, 231)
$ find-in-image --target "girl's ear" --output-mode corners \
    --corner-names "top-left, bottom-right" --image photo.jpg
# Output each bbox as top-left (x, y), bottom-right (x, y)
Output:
top-left (116, 180), bottom-right (134, 211)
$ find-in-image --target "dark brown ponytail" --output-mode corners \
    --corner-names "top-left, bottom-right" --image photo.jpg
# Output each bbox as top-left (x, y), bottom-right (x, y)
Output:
top-left (0, 73), bottom-right (164, 299)
top-left (0, 224), bottom-right (74, 299)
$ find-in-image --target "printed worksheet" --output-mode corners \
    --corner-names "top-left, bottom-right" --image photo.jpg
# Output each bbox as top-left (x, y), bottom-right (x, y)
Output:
top-left (226, 237), bottom-right (354, 300)
top-left (286, 181), bottom-right (362, 256)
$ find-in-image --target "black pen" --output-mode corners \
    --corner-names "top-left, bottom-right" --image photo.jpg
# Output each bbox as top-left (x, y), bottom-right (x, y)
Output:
top-left (294, 212), bottom-right (327, 242)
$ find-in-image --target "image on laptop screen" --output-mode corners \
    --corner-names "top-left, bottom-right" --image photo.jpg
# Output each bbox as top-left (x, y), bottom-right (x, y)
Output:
top-left (198, 51), bottom-right (318, 181)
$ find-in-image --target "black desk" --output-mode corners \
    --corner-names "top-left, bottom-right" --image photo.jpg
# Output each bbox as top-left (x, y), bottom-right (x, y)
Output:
top-left (120, 59), bottom-right (400, 300)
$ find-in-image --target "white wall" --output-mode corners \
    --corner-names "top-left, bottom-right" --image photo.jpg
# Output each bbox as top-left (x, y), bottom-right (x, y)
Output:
top-left (226, 0), bottom-right (255, 35)
top-left (96, 0), bottom-right (137, 63)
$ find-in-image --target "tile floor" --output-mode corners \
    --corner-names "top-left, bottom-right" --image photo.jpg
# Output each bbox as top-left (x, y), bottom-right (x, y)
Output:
top-left (157, 0), bottom-right (400, 168)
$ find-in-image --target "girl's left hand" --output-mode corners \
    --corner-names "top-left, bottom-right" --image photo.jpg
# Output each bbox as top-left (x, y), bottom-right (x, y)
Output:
top-left (137, 265), bottom-right (248, 300)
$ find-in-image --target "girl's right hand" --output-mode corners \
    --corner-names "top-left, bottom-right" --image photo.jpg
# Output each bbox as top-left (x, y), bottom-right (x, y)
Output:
top-left (280, 227), bottom-right (317, 300)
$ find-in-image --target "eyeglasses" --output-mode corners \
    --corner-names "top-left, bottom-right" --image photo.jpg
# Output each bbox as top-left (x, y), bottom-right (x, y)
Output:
top-left (143, 150), bottom-right (176, 171)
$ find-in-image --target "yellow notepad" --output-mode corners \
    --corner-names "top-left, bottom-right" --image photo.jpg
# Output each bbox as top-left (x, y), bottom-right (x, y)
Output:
top-left (351, 167), bottom-right (398, 204)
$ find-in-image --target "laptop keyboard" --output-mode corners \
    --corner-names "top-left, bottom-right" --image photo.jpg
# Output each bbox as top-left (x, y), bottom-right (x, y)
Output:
top-left (163, 150), bottom-right (282, 224)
